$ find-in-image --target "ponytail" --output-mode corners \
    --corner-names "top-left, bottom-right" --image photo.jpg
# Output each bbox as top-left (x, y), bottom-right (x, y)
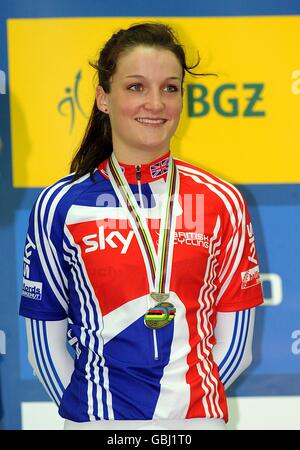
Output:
top-left (70, 101), bottom-right (112, 180)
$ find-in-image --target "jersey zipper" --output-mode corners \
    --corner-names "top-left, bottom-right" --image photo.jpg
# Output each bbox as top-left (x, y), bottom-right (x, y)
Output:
top-left (135, 164), bottom-right (159, 361)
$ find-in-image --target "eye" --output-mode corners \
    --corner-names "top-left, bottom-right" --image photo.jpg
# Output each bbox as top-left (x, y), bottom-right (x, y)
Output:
top-left (164, 84), bottom-right (179, 93)
top-left (128, 83), bottom-right (143, 91)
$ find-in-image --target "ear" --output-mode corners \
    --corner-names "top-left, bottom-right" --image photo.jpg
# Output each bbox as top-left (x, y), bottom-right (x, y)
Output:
top-left (96, 85), bottom-right (109, 113)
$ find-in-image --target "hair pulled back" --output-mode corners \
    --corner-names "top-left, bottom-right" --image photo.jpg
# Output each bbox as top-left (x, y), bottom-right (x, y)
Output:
top-left (70, 22), bottom-right (213, 180)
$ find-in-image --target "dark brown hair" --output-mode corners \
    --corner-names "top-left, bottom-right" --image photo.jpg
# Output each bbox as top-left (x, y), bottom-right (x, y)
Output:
top-left (70, 22), bottom-right (215, 180)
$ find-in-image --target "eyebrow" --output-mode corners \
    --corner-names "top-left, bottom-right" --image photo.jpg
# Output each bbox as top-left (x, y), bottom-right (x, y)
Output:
top-left (125, 75), bottom-right (181, 80)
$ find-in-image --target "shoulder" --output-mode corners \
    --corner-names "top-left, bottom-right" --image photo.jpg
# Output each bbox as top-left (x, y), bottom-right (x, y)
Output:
top-left (174, 156), bottom-right (247, 221)
top-left (30, 172), bottom-right (95, 228)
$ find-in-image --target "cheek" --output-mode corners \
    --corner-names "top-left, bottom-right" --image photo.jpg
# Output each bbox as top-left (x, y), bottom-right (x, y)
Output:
top-left (114, 103), bottom-right (139, 121)
top-left (114, 93), bottom-right (140, 115)
top-left (170, 101), bottom-right (183, 120)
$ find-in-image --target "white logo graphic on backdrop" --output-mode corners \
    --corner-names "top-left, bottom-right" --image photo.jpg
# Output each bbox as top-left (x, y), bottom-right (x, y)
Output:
top-left (260, 273), bottom-right (283, 306)
top-left (0, 70), bottom-right (6, 153)
top-left (291, 330), bottom-right (300, 355)
top-left (291, 70), bottom-right (300, 95)
top-left (0, 330), bottom-right (6, 355)
top-left (0, 70), bottom-right (6, 94)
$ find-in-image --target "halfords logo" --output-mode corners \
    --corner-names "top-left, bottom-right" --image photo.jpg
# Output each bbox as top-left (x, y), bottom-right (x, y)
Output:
top-left (22, 279), bottom-right (43, 300)
top-left (241, 266), bottom-right (260, 290)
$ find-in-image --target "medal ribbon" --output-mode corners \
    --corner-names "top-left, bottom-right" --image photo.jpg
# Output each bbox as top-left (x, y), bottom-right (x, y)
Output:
top-left (107, 153), bottom-right (179, 294)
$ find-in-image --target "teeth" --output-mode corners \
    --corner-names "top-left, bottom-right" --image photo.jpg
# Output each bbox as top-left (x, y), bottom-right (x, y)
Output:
top-left (136, 118), bottom-right (165, 124)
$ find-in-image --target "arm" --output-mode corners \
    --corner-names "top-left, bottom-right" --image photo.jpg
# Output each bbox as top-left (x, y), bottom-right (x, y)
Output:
top-left (212, 308), bottom-right (255, 390)
top-left (25, 317), bottom-right (74, 407)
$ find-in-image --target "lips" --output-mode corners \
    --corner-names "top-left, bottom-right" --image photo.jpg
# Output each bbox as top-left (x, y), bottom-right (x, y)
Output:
top-left (135, 118), bottom-right (167, 124)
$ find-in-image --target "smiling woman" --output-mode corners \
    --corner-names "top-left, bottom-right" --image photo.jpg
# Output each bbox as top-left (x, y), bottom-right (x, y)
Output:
top-left (19, 22), bottom-right (264, 431)
top-left (70, 22), bottom-right (206, 178)
top-left (95, 46), bottom-right (183, 165)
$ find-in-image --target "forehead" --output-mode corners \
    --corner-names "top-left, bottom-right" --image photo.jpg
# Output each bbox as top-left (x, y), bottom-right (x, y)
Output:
top-left (114, 46), bottom-right (183, 78)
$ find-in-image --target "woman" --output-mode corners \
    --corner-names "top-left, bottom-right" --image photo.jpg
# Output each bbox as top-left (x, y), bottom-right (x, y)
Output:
top-left (20, 22), bottom-right (264, 430)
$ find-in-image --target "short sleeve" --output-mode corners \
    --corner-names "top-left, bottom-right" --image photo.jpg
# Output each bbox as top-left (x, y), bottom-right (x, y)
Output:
top-left (19, 192), bottom-right (69, 321)
top-left (215, 192), bottom-right (264, 312)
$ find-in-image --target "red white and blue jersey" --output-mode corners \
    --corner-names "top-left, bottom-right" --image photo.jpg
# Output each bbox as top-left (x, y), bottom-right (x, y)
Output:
top-left (20, 151), bottom-right (264, 422)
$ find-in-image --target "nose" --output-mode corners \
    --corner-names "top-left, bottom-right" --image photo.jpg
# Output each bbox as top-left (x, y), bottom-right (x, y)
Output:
top-left (144, 88), bottom-right (165, 112)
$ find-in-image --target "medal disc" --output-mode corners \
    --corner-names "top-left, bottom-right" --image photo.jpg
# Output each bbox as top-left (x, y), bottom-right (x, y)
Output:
top-left (144, 302), bottom-right (176, 329)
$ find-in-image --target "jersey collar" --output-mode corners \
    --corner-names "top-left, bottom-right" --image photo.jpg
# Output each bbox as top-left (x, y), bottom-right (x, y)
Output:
top-left (98, 151), bottom-right (171, 184)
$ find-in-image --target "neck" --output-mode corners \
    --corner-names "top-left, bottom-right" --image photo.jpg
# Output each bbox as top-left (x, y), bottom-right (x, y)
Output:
top-left (98, 149), bottom-right (171, 184)
top-left (112, 147), bottom-right (170, 166)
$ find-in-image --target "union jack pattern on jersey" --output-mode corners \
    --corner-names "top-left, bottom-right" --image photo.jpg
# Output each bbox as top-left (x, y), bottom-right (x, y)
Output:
top-left (19, 151), bottom-right (263, 423)
top-left (150, 156), bottom-right (169, 178)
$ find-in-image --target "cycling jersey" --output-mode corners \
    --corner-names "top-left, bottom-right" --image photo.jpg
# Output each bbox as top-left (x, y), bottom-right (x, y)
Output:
top-left (20, 151), bottom-right (263, 422)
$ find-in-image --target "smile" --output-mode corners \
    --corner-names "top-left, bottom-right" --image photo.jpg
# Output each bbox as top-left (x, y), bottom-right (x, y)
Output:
top-left (135, 118), bottom-right (167, 125)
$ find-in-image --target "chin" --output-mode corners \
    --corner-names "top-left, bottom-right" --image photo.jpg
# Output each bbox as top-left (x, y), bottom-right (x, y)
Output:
top-left (137, 136), bottom-right (168, 148)
top-left (139, 143), bottom-right (166, 152)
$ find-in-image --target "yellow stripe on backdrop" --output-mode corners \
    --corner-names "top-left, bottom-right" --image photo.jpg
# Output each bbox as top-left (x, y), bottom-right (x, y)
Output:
top-left (7, 16), bottom-right (300, 187)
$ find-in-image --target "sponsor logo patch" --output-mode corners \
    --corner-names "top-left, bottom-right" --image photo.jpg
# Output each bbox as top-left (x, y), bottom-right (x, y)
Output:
top-left (22, 279), bottom-right (43, 300)
top-left (174, 231), bottom-right (209, 248)
top-left (241, 265), bottom-right (261, 290)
